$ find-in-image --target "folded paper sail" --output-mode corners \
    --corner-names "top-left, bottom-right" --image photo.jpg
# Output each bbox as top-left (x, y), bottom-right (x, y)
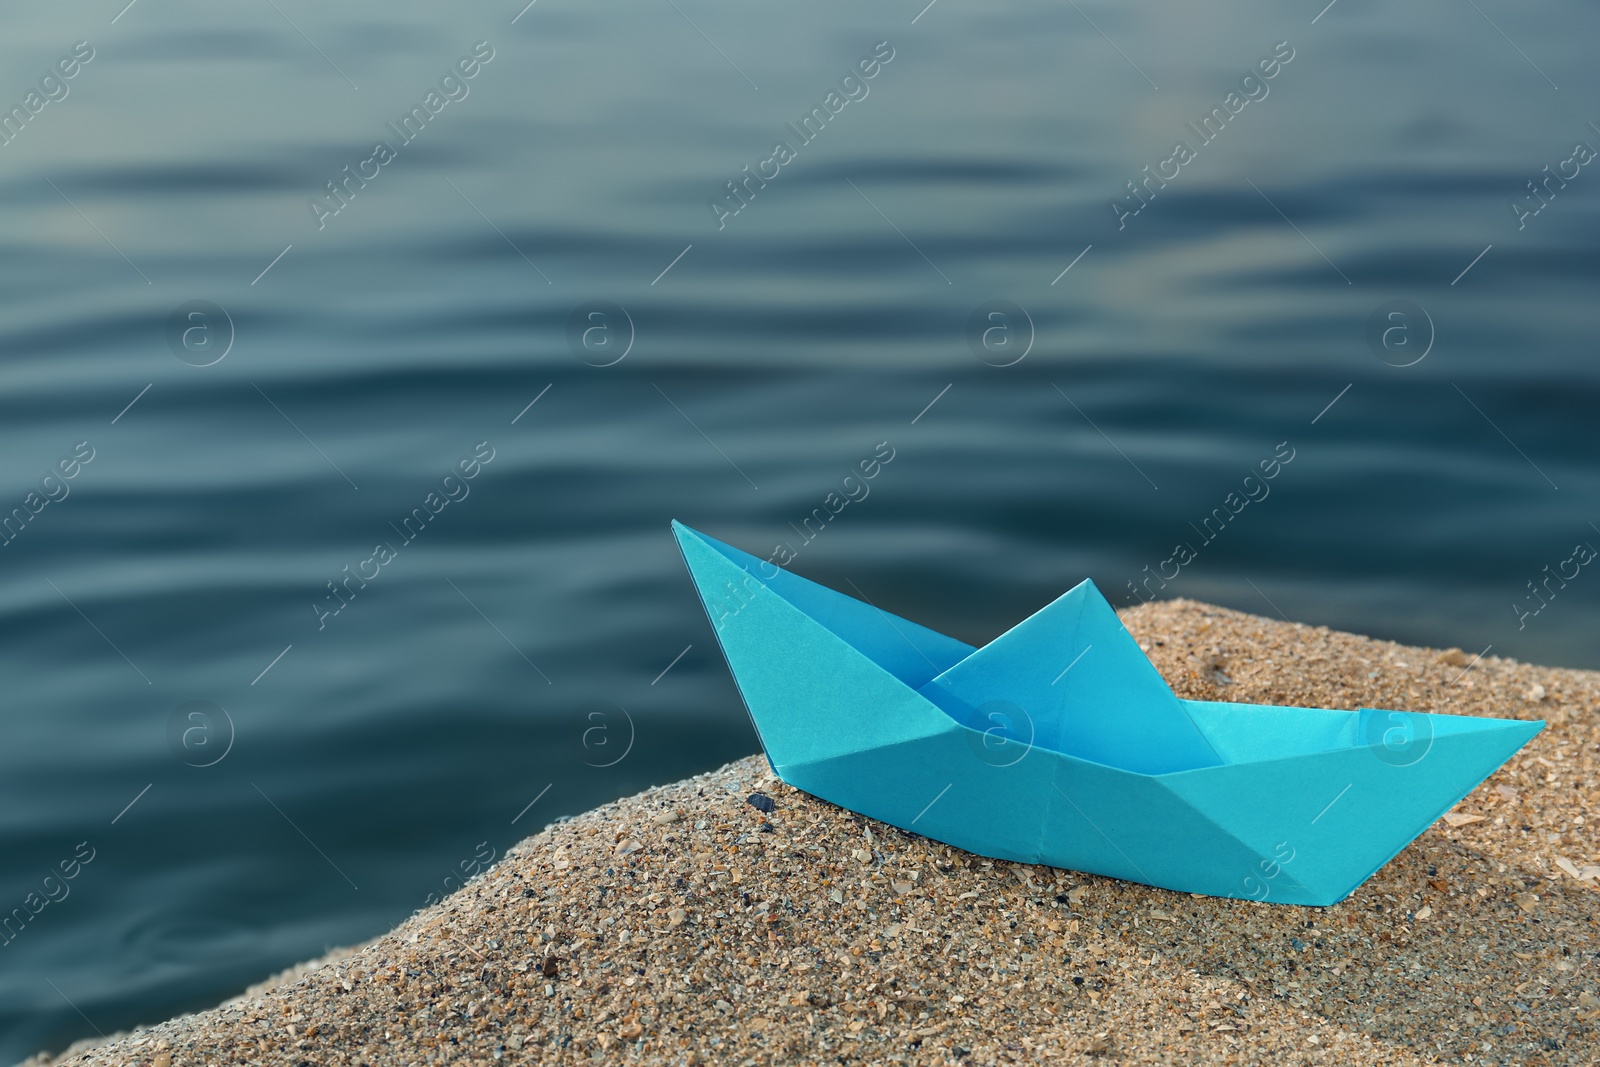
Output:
top-left (672, 521), bottom-right (1543, 905)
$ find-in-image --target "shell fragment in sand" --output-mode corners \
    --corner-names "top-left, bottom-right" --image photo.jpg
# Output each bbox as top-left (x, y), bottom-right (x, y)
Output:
top-left (1555, 857), bottom-right (1600, 882)
top-left (1441, 811), bottom-right (1486, 828)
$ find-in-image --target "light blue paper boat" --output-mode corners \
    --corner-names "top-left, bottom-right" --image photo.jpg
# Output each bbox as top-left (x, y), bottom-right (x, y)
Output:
top-left (672, 521), bottom-right (1542, 906)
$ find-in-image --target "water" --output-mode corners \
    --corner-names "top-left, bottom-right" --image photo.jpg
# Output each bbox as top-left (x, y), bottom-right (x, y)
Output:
top-left (2, 0), bottom-right (1597, 1057)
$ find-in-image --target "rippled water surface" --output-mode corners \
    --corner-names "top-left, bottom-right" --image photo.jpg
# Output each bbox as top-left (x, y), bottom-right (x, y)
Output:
top-left (2, 0), bottom-right (1598, 1057)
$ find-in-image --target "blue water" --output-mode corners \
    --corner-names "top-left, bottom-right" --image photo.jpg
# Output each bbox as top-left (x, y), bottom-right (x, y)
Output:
top-left (3, 0), bottom-right (1598, 1057)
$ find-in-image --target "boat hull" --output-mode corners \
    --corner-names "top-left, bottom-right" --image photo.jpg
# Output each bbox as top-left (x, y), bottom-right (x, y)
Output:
top-left (780, 703), bottom-right (1540, 905)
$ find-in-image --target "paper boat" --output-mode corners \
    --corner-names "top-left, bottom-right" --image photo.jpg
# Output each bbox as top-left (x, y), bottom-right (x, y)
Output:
top-left (673, 521), bottom-right (1542, 905)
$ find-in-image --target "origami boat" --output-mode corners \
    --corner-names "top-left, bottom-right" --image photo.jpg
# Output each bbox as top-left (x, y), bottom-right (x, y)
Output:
top-left (673, 521), bottom-right (1542, 906)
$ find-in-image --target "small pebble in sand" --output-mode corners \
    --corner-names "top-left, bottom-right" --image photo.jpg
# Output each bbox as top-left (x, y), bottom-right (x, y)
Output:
top-left (541, 955), bottom-right (559, 978)
top-left (1527, 683), bottom-right (1547, 702)
top-left (746, 792), bottom-right (775, 813)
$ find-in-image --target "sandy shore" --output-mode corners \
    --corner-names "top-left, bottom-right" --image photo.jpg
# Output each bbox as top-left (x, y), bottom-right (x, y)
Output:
top-left (31, 599), bottom-right (1598, 1066)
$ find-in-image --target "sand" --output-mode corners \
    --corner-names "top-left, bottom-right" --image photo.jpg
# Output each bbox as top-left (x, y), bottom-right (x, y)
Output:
top-left (29, 599), bottom-right (1599, 1066)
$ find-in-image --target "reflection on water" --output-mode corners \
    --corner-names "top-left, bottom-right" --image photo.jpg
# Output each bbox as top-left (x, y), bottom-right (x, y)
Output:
top-left (2, 0), bottom-right (1597, 1058)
